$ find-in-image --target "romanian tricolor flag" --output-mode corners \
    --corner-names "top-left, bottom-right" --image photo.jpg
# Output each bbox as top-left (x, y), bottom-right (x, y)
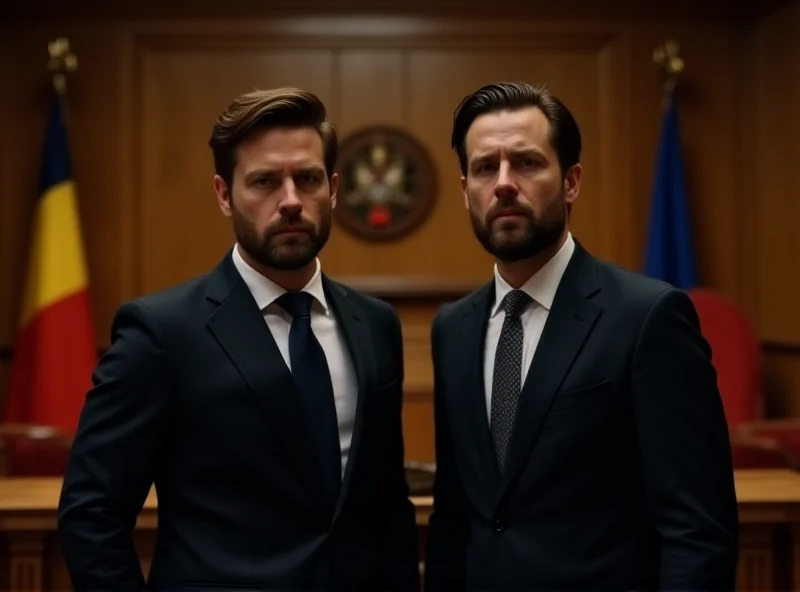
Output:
top-left (4, 94), bottom-right (96, 435)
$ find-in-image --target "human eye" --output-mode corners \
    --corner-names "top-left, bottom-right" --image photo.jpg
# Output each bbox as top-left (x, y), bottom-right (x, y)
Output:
top-left (252, 175), bottom-right (280, 190)
top-left (296, 171), bottom-right (323, 188)
top-left (515, 154), bottom-right (538, 169)
top-left (473, 160), bottom-right (496, 175)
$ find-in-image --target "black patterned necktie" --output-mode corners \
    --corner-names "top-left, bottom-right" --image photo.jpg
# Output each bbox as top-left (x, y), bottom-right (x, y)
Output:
top-left (276, 291), bottom-right (342, 507)
top-left (490, 289), bottom-right (531, 473)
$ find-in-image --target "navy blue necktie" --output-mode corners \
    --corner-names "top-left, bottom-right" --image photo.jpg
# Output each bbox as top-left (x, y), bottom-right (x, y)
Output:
top-left (276, 291), bottom-right (342, 507)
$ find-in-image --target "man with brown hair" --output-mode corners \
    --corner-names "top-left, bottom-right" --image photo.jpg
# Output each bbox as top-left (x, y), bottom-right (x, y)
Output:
top-left (424, 82), bottom-right (738, 590)
top-left (58, 87), bottom-right (420, 591)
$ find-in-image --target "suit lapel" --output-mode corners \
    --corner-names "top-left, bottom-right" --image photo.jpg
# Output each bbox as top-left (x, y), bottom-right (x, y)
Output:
top-left (496, 243), bottom-right (603, 502)
top-left (458, 283), bottom-right (502, 497)
top-left (204, 252), bottom-right (327, 509)
top-left (322, 277), bottom-right (377, 520)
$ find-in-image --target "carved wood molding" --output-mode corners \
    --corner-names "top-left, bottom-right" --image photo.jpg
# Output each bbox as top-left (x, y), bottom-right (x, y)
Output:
top-left (130, 18), bottom-right (618, 52)
top-left (0, 0), bottom-right (787, 21)
top-left (5, 532), bottom-right (44, 592)
top-left (336, 276), bottom-right (483, 300)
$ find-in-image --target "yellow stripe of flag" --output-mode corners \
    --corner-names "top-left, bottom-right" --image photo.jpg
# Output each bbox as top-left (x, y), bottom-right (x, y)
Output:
top-left (18, 179), bottom-right (90, 329)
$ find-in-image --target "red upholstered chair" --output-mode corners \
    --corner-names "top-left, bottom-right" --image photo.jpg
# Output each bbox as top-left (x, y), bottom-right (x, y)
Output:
top-left (0, 423), bottom-right (72, 476)
top-left (687, 288), bottom-right (763, 430)
top-left (688, 288), bottom-right (800, 470)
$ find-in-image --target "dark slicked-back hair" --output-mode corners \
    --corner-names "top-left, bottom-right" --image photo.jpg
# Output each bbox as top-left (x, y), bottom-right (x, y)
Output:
top-left (451, 82), bottom-right (582, 177)
top-left (209, 87), bottom-right (337, 189)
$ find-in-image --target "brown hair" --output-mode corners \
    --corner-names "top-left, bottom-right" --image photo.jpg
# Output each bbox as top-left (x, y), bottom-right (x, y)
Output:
top-left (451, 81), bottom-right (581, 178)
top-left (209, 87), bottom-right (337, 189)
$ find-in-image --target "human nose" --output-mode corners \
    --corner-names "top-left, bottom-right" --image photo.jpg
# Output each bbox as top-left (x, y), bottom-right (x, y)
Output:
top-left (494, 160), bottom-right (518, 200)
top-left (277, 178), bottom-right (302, 213)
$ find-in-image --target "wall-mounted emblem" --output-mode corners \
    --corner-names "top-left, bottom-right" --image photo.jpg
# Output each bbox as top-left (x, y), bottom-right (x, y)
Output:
top-left (335, 126), bottom-right (436, 242)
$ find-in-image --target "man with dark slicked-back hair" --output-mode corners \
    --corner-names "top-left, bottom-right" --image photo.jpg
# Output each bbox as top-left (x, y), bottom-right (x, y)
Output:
top-left (58, 87), bottom-right (419, 592)
top-left (425, 81), bottom-right (738, 591)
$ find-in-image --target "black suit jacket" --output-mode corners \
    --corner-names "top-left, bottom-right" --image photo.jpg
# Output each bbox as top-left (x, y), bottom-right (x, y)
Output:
top-left (58, 251), bottom-right (420, 592)
top-left (424, 241), bottom-right (738, 591)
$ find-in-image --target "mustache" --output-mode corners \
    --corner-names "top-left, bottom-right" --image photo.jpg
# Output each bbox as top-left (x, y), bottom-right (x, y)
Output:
top-left (486, 203), bottom-right (534, 222)
top-left (268, 215), bottom-right (315, 234)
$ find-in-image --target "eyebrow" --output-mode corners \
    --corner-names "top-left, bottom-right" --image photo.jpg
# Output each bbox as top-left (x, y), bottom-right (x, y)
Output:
top-left (470, 147), bottom-right (548, 164)
top-left (244, 165), bottom-right (325, 181)
top-left (295, 166), bottom-right (326, 176)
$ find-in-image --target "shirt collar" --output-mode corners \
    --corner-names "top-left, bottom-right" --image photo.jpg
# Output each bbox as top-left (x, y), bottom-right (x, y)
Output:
top-left (490, 232), bottom-right (575, 317)
top-left (231, 244), bottom-right (329, 315)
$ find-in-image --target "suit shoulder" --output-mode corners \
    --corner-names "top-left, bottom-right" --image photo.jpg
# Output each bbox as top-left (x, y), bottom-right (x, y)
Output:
top-left (327, 279), bottom-right (397, 319)
top-left (433, 284), bottom-right (489, 329)
top-left (593, 257), bottom-right (679, 309)
top-left (118, 273), bottom-right (212, 321)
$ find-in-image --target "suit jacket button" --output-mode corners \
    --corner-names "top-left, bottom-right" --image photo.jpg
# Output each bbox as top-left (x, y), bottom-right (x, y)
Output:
top-left (493, 518), bottom-right (506, 532)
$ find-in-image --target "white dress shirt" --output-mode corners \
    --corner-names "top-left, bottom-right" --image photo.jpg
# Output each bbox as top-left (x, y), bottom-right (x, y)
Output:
top-left (231, 244), bottom-right (358, 478)
top-left (483, 233), bottom-right (575, 422)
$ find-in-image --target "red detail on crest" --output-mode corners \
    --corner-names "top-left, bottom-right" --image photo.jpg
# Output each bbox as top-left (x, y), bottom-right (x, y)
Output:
top-left (367, 204), bottom-right (391, 227)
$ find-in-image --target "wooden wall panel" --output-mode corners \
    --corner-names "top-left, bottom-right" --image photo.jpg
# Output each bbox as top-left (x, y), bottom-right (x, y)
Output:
top-left (0, 32), bottom-right (8, 345)
top-left (748, 0), bottom-right (800, 419)
top-left (337, 50), bottom-right (405, 130)
top-left (750, 1), bottom-right (800, 346)
top-left (397, 303), bottom-right (437, 463)
top-left (763, 349), bottom-right (800, 417)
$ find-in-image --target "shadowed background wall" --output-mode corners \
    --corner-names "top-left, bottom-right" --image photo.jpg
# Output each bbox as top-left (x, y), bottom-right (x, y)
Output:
top-left (0, 0), bottom-right (798, 463)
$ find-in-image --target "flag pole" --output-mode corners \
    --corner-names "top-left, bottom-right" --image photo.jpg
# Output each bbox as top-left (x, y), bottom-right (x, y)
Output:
top-left (653, 39), bottom-right (684, 110)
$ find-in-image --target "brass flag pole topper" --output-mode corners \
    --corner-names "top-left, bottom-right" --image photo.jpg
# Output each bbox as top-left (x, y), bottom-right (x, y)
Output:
top-left (48, 37), bottom-right (78, 95)
top-left (653, 39), bottom-right (684, 109)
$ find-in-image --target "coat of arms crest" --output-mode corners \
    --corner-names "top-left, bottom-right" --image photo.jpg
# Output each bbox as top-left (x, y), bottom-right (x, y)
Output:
top-left (335, 126), bottom-right (437, 241)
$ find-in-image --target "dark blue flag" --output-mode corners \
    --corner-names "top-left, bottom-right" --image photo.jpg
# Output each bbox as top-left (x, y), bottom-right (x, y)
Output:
top-left (643, 97), bottom-right (697, 290)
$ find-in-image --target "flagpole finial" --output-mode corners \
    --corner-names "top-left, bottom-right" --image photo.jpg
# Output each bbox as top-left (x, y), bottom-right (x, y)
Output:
top-left (48, 37), bottom-right (78, 95)
top-left (653, 39), bottom-right (684, 106)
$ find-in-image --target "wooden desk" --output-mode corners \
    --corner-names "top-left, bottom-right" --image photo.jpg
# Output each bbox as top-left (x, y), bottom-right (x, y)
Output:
top-left (1, 470), bottom-right (799, 591)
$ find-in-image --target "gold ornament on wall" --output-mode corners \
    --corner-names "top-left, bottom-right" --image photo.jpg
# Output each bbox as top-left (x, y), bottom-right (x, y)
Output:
top-left (334, 126), bottom-right (437, 242)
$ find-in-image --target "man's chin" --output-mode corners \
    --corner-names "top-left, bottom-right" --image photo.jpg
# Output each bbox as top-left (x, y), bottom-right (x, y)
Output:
top-left (491, 229), bottom-right (532, 248)
top-left (486, 235), bottom-right (541, 261)
top-left (271, 246), bottom-right (319, 270)
top-left (239, 244), bottom-right (314, 271)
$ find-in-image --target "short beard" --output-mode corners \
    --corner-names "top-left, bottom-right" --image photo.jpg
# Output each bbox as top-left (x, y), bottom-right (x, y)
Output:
top-left (232, 203), bottom-right (331, 271)
top-left (469, 192), bottom-right (566, 262)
